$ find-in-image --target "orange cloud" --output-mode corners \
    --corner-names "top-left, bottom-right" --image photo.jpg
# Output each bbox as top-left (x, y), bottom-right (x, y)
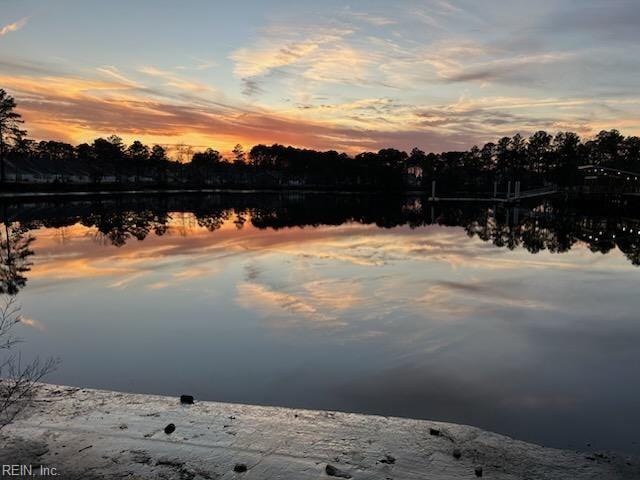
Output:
top-left (4, 71), bottom-right (472, 154)
top-left (19, 316), bottom-right (46, 331)
top-left (0, 17), bottom-right (28, 37)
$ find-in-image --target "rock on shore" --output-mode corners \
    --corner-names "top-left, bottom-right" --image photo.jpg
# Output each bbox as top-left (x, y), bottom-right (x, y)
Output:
top-left (1, 384), bottom-right (638, 479)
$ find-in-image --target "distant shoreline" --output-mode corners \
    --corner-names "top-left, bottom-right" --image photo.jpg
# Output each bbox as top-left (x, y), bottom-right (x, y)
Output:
top-left (0, 186), bottom-right (431, 200)
top-left (0, 188), bottom-right (554, 205)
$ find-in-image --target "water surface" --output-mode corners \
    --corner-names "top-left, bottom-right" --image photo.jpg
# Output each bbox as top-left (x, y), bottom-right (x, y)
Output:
top-left (2, 193), bottom-right (639, 453)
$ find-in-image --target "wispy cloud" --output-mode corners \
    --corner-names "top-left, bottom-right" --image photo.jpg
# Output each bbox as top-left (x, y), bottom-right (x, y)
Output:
top-left (338, 7), bottom-right (397, 27)
top-left (231, 30), bottom-right (347, 78)
top-left (0, 17), bottom-right (28, 37)
top-left (434, 52), bottom-right (577, 85)
top-left (192, 57), bottom-right (217, 70)
top-left (137, 65), bottom-right (214, 93)
top-left (137, 65), bottom-right (173, 77)
top-left (96, 65), bottom-right (142, 87)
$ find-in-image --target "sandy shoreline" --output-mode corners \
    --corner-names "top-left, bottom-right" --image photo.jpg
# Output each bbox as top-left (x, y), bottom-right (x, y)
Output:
top-left (1, 383), bottom-right (638, 479)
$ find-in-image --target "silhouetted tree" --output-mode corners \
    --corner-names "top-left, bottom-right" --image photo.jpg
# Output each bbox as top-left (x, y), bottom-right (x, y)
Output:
top-left (149, 144), bottom-right (169, 183)
top-left (127, 140), bottom-right (150, 163)
top-left (92, 136), bottom-right (126, 181)
top-left (150, 144), bottom-right (168, 162)
top-left (553, 132), bottom-right (581, 184)
top-left (510, 133), bottom-right (527, 176)
top-left (76, 143), bottom-right (93, 162)
top-left (0, 90), bottom-right (25, 184)
top-left (191, 148), bottom-right (222, 183)
top-left (592, 129), bottom-right (624, 167)
top-left (127, 140), bottom-right (150, 182)
top-left (232, 144), bottom-right (245, 164)
top-left (622, 136), bottom-right (640, 171)
top-left (528, 131), bottom-right (552, 175)
top-left (36, 140), bottom-right (75, 163)
top-left (480, 142), bottom-right (496, 172)
top-left (191, 148), bottom-right (222, 169)
top-left (7, 135), bottom-right (35, 171)
top-left (495, 136), bottom-right (511, 180)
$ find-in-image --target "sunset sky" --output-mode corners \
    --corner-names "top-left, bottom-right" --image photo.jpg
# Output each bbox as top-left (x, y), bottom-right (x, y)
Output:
top-left (2, 0), bottom-right (640, 156)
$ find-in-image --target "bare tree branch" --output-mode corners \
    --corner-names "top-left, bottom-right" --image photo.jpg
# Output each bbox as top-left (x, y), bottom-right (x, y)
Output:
top-left (0, 295), bottom-right (58, 429)
top-left (0, 296), bottom-right (20, 351)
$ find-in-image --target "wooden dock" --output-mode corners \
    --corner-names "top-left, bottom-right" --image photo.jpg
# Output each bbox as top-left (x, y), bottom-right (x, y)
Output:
top-left (428, 183), bottom-right (557, 203)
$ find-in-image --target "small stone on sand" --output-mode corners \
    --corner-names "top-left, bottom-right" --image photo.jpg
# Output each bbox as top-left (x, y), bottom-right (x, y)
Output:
top-left (234, 463), bottom-right (248, 472)
top-left (326, 464), bottom-right (352, 478)
top-left (380, 454), bottom-right (396, 464)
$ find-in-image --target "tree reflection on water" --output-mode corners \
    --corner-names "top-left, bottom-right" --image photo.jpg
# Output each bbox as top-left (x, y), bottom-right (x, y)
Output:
top-left (0, 220), bottom-right (35, 295)
top-left (1, 193), bottom-right (640, 295)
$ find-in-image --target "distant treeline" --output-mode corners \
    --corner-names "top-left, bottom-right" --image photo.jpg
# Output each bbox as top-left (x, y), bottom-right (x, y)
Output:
top-left (1, 89), bottom-right (640, 190)
top-left (5, 131), bottom-right (640, 191)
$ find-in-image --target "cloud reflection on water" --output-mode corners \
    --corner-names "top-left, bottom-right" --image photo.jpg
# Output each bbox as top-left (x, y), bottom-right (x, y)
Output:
top-left (5, 201), bottom-right (640, 453)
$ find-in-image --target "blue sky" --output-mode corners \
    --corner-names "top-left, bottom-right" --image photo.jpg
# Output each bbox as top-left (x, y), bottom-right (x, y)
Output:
top-left (2, 0), bottom-right (639, 154)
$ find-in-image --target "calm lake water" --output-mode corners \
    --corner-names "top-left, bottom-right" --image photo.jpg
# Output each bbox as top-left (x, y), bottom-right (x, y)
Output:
top-left (2, 193), bottom-right (639, 453)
